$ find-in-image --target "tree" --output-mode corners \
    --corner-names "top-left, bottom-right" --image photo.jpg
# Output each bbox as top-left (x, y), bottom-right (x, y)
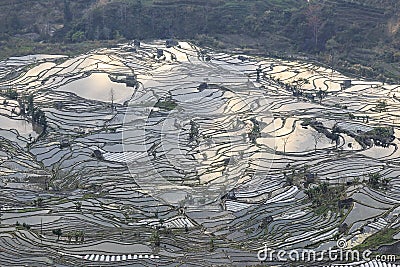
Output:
top-left (298, 78), bottom-right (310, 90)
top-left (189, 120), bottom-right (199, 143)
top-left (5, 12), bottom-right (21, 34)
top-left (292, 78), bottom-right (310, 96)
top-left (110, 88), bottom-right (115, 112)
top-left (27, 94), bottom-right (34, 116)
top-left (4, 88), bottom-right (18, 100)
top-left (209, 238), bottom-right (214, 252)
top-left (33, 197), bottom-right (43, 207)
top-left (368, 173), bottom-right (380, 188)
top-left (74, 231), bottom-right (85, 242)
top-left (367, 172), bottom-right (390, 189)
top-left (74, 201), bottom-right (82, 211)
top-left (22, 223), bottom-right (31, 230)
top-left (312, 132), bottom-right (323, 151)
top-left (326, 37), bottom-right (341, 52)
top-left (151, 231), bottom-right (160, 247)
top-left (67, 232), bottom-right (73, 243)
top-left (375, 100), bottom-right (388, 113)
top-left (53, 229), bottom-right (62, 241)
top-left (316, 88), bottom-right (326, 103)
top-left (32, 108), bottom-right (47, 131)
top-left (283, 136), bottom-right (290, 154)
top-left (305, 4), bottom-right (323, 49)
top-left (63, 0), bottom-right (73, 24)
top-left (71, 31), bottom-right (85, 42)
top-left (248, 118), bottom-right (261, 144)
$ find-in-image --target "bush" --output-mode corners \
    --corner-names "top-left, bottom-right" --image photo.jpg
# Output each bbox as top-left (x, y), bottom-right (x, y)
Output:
top-left (71, 31), bottom-right (85, 43)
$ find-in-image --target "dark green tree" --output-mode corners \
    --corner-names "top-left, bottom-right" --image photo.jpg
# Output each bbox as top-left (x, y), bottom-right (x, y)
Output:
top-left (52, 229), bottom-right (62, 241)
top-left (63, 0), bottom-right (73, 24)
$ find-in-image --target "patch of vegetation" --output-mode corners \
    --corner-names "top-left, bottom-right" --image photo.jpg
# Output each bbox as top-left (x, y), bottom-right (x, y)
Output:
top-left (374, 100), bottom-right (388, 113)
top-left (0, 91), bottom-right (48, 135)
top-left (305, 182), bottom-right (348, 214)
top-left (150, 230), bottom-right (160, 247)
top-left (334, 124), bottom-right (394, 148)
top-left (154, 96), bottom-right (177, 111)
top-left (209, 238), bottom-right (215, 252)
top-left (367, 172), bottom-right (391, 189)
top-left (66, 230), bottom-right (85, 243)
top-left (189, 119), bottom-right (199, 143)
top-left (1, 0), bottom-right (400, 82)
top-left (0, 88), bottom-right (18, 100)
top-left (52, 228), bottom-right (63, 241)
top-left (284, 164), bottom-right (316, 188)
top-left (301, 119), bottom-right (339, 146)
top-left (74, 201), bottom-right (82, 211)
top-left (333, 103), bottom-right (348, 109)
top-left (0, 37), bottom-right (120, 61)
top-left (355, 228), bottom-right (398, 250)
top-left (248, 118), bottom-right (261, 144)
top-left (16, 221), bottom-right (31, 230)
top-left (32, 197), bottom-right (44, 207)
top-left (82, 193), bottom-right (97, 200)
top-left (366, 126), bottom-right (394, 139)
top-left (362, 126), bottom-right (395, 147)
top-left (16, 208), bottom-right (41, 213)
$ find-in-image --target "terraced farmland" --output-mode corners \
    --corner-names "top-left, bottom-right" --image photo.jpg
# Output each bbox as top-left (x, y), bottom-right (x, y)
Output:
top-left (0, 41), bottom-right (399, 266)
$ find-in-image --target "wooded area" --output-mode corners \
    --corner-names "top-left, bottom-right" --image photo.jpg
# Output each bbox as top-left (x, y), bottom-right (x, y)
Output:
top-left (1, 0), bottom-right (400, 82)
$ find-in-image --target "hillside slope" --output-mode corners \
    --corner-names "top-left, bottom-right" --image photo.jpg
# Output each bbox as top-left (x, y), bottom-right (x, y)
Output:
top-left (0, 0), bottom-right (399, 82)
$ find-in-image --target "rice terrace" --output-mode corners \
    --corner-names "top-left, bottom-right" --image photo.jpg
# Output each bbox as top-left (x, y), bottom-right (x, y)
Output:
top-left (0, 39), bottom-right (398, 266)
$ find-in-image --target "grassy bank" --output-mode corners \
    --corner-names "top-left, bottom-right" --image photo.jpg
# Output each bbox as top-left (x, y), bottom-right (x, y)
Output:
top-left (0, 38), bottom-right (122, 60)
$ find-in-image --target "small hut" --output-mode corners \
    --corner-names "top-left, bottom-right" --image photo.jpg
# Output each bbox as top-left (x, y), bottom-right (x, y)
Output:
top-left (341, 80), bottom-right (352, 89)
top-left (92, 150), bottom-right (103, 160)
top-left (165, 39), bottom-right (178, 48)
top-left (157, 49), bottom-right (164, 58)
top-left (338, 198), bottom-right (354, 209)
top-left (198, 82), bottom-right (208, 91)
top-left (259, 215), bottom-right (274, 228)
top-left (133, 40), bottom-right (141, 47)
top-left (59, 139), bottom-right (70, 149)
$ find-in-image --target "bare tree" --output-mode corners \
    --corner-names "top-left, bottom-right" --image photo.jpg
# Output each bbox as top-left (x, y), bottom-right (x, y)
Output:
top-left (297, 78), bottom-right (310, 90)
top-left (110, 88), bottom-right (115, 112)
top-left (283, 136), bottom-right (290, 154)
top-left (312, 132), bottom-right (323, 151)
top-left (305, 4), bottom-right (323, 49)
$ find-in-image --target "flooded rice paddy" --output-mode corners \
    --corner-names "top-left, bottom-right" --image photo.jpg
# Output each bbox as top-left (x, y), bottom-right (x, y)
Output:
top-left (0, 41), bottom-right (399, 266)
